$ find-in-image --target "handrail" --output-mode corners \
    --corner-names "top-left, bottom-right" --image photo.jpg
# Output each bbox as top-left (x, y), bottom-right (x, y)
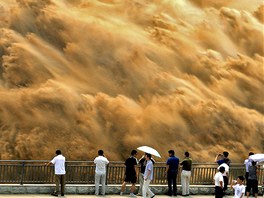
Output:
top-left (0, 160), bottom-right (262, 185)
top-left (0, 160), bottom-right (249, 165)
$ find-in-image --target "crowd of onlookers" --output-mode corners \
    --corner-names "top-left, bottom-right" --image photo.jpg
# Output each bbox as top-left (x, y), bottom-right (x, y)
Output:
top-left (214, 151), bottom-right (261, 198)
top-left (45, 149), bottom-right (262, 198)
top-left (119, 149), bottom-right (192, 198)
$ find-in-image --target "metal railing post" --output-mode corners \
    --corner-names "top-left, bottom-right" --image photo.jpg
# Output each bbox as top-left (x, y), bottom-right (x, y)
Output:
top-left (65, 161), bottom-right (68, 183)
top-left (20, 161), bottom-right (25, 185)
top-left (106, 163), bottom-right (109, 185)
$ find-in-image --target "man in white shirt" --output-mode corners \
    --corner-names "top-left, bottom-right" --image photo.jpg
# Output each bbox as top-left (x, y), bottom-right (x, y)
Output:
top-left (45, 150), bottom-right (66, 197)
top-left (94, 150), bottom-right (109, 196)
top-left (218, 159), bottom-right (229, 194)
top-left (214, 166), bottom-right (225, 198)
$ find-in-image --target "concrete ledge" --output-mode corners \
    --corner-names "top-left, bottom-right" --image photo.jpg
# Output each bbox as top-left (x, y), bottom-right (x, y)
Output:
top-left (0, 184), bottom-right (262, 195)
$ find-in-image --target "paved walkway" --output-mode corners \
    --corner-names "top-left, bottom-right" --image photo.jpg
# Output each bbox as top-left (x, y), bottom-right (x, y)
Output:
top-left (0, 195), bottom-right (234, 198)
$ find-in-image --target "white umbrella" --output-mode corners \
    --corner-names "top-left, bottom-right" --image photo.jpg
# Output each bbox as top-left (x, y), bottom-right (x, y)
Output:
top-left (137, 146), bottom-right (161, 158)
top-left (249, 154), bottom-right (264, 162)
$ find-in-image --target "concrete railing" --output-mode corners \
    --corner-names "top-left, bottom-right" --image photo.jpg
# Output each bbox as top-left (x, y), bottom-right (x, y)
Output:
top-left (0, 161), bottom-right (263, 185)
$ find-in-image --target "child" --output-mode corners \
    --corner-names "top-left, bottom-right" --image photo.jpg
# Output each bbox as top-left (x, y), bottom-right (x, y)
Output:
top-left (231, 176), bottom-right (245, 198)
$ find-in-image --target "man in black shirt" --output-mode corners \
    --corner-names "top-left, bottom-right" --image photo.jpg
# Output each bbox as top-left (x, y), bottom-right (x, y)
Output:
top-left (120, 150), bottom-right (138, 197)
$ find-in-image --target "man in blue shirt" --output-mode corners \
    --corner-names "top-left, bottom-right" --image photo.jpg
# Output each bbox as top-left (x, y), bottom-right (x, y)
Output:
top-left (166, 150), bottom-right (179, 196)
top-left (143, 153), bottom-right (155, 198)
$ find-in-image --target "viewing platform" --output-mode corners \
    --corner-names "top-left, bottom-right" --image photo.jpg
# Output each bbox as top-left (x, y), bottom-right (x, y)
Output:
top-left (0, 160), bottom-right (263, 195)
top-left (0, 195), bottom-right (237, 197)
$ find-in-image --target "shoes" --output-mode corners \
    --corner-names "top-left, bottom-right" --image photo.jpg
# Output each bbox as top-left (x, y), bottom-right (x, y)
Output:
top-left (136, 194), bottom-right (142, 196)
top-left (130, 193), bottom-right (137, 197)
top-left (120, 192), bottom-right (123, 196)
top-left (151, 195), bottom-right (155, 198)
top-left (51, 193), bottom-right (58, 197)
top-left (61, 194), bottom-right (64, 197)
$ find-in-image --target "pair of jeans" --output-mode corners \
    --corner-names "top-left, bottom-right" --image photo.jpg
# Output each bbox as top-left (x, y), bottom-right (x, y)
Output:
top-left (143, 179), bottom-right (154, 198)
top-left (167, 171), bottom-right (177, 196)
top-left (95, 172), bottom-right (106, 195)
top-left (181, 170), bottom-right (191, 195)
top-left (54, 174), bottom-right (65, 195)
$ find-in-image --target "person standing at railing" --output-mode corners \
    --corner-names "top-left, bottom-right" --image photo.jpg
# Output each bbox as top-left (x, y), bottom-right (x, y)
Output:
top-left (142, 153), bottom-right (155, 198)
top-left (120, 149), bottom-right (138, 197)
top-left (180, 151), bottom-right (192, 197)
top-left (246, 161), bottom-right (258, 198)
top-left (215, 151), bottom-right (231, 166)
top-left (223, 151), bottom-right (231, 166)
top-left (244, 152), bottom-right (255, 185)
top-left (214, 166), bottom-right (225, 198)
top-left (45, 150), bottom-right (66, 197)
top-left (94, 150), bottom-right (109, 196)
top-left (218, 158), bottom-right (229, 195)
top-left (215, 153), bottom-right (224, 165)
top-left (138, 153), bottom-right (155, 196)
top-left (166, 150), bottom-right (179, 196)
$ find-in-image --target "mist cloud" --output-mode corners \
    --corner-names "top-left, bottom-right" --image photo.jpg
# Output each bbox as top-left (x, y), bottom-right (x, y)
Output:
top-left (0, 0), bottom-right (263, 162)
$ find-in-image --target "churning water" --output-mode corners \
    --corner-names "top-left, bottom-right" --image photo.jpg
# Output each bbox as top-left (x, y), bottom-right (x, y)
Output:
top-left (0, 0), bottom-right (263, 161)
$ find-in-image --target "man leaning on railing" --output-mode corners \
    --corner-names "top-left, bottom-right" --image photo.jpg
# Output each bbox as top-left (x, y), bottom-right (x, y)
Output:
top-left (45, 150), bottom-right (66, 197)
